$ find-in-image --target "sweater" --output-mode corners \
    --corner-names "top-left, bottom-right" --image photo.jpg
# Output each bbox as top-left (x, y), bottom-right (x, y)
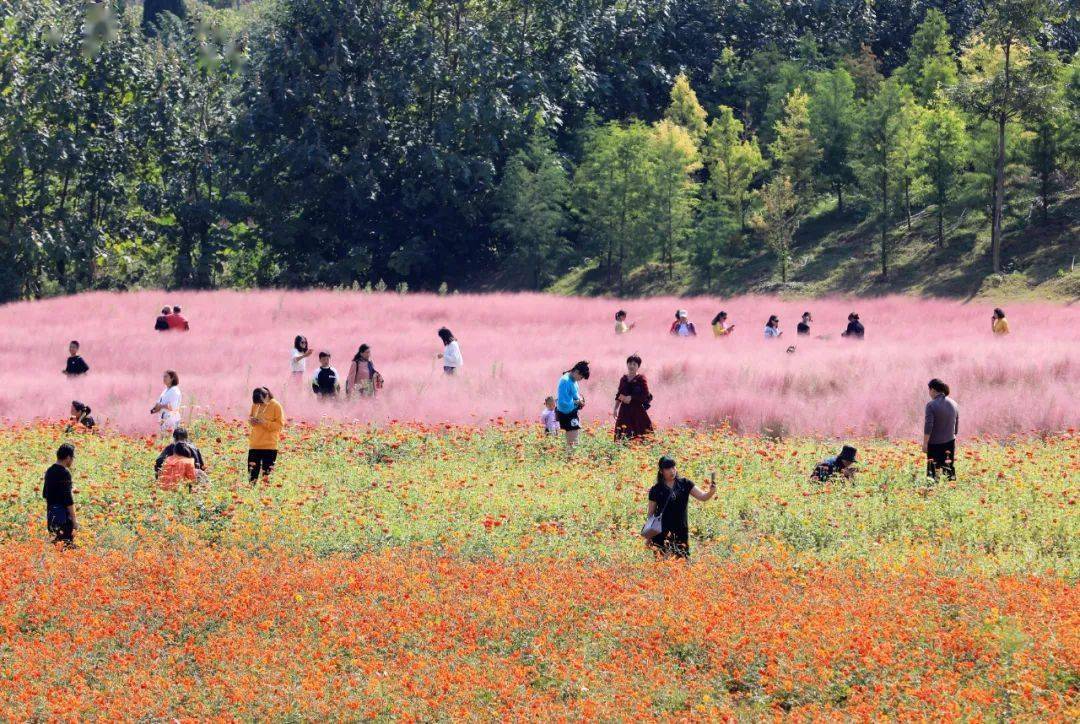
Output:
top-left (249, 399), bottom-right (285, 450)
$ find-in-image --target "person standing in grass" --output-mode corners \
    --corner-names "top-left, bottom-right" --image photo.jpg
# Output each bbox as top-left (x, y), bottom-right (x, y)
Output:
top-left (992, 308), bottom-right (1010, 335)
top-left (796, 312), bottom-right (812, 336)
top-left (346, 344), bottom-right (383, 398)
top-left (151, 370), bottom-right (182, 434)
top-left (63, 340), bottom-right (89, 375)
top-left (614, 310), bottom-right (635, 334)
top-left (645, 456), bottom-right (716, 559)
top-left (924, 378), bottom-right (959, 481)
top-left (249, 387), bottom-right (284, 483)
top-left (154, 306), bottom-right (171, 331)
top-left (310, 352), bottom-right (340, 397)
top-left (540, 396), bottom-right (559, 435)
top-left (43, 443), bottom-right (78, 547)
top-left (764, 315), bottom-right (782, 338)
top-left (556, 361), bottom-right (590, 449)
top-left (669, 310), bottom-right (697, 337)
top-left (291, 335), bottom-right (313, 378)
top-left (841, 312), bottom-right (864, 339)
top-left (711, 311), bottom-right (735, 337)
top-left (436, 328), bottom-right (463, 374)
top-left (167, 305), bottom-right (190, 331)
top-left (614, 354), bottom-right (653, 441)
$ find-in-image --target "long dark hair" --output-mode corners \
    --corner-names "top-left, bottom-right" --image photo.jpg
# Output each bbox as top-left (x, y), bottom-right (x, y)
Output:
top-left (438, 327), bottom-right (455, 345)
top-left (252, 387), bottom-right (269, 404)
top-left (711, 311), bottom-right (727, 325)
top-left (294, 335), bottom-right (308, 352)
top-left (72, 400), bottom-right (91, 416)
top-left (352, 344), bottom-right (371, 363)
top-left (766, 315), bottom-right (779, 327)
top-left (656, 456), bottom-right (676, 485)
top-left (565, 360), bottom-right (590, 379)
top-left (928, 378), bottom-right (950, 396)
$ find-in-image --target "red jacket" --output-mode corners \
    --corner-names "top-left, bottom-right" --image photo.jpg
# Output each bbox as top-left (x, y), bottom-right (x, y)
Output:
top-left (166, 313), bottom-right (189, 331)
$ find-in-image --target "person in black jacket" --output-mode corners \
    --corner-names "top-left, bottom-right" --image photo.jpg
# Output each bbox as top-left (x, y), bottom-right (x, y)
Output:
top-left (43, 443), bottom-right (78, 546)
top-left (841, 312), bottom-right (865, 339)
top-left (796, 312), bottom-right (812, 336)
top-left (63, 340), bottom-right (89, 375)
top-left (154, 306), bottom-right (171, 331)
top-left (154, 427), bottom-right (206, 476)
top-left (311, 352), bottom-right (340, 397)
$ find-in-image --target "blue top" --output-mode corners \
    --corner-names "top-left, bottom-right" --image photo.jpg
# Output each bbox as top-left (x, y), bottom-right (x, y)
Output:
top-left (556, 373), bottom-right (580, 414)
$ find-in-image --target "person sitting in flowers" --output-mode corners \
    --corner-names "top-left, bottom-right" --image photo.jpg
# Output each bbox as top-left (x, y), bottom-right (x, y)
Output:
top-left (158, 441), bottom-right (199, 492)
top-left (810, 445), bottom-right (857, 483)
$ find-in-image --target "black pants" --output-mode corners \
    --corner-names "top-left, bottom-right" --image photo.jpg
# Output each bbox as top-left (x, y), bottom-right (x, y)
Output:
top-left (649, 528), bottom-right (690, 559)
top-left (47, 505), bottom-right (74, 545)
top-left (248, 449), bottom-right (278, 482)
top-left (926, 440), bottom-right (956, 481)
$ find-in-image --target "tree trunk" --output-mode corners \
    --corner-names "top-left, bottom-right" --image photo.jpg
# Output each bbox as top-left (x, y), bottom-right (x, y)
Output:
top-left (837, 185), bottom-right (844, 214)
top-left (937, 195), bottom-right (945, 247)
top-left (880, 171), bottom-right (889, 279)
top-left (991, 40), bottom-right (1011, 275)
top-left (904, 181), bottom-right (911, 230)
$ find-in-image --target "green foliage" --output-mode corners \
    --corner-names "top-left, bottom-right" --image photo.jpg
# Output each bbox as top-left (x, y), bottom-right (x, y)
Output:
top-left (808, 68), bottom-right (857, 211)
top-left (919, 94), bottom-right (969, 245)
top-left (755, 175), bottom-right (799, 283)
top-left (704, 107), bottom-right (766, 232)
top-left (856, 79), bottom-right (908, 278)
top-left (664, 73), bottom-right (708, 138)
top-left (770, 88), bottom-right (821, 205)
top-left (897, 9), bottom-right (958, 102)
top-left (644, 120), bottom-right (702, 278)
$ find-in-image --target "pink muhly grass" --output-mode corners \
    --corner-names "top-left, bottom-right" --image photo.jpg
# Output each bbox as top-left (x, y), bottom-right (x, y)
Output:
top-left (0, 289), bottom-right (1075, 439)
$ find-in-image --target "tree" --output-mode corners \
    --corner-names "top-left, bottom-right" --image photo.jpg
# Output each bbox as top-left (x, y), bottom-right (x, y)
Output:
top-left (754, 176), bottom-right (799, 283)
top-left (1062, 54), bottom-right (1080, 179)
top-left (493, 128), bottom-right (571, 289)
top-left (841, 44), bottom-right (883, 100)
top-left (856, 79), bottom-right (905, 279)
top-left (898, 9), bottom-right (958, 102)
top-left (770, 88), bottom-right (821, 205)
top-left (644, 120), bottom-right (702, 278)
top-left (808, 67), bottom-right (857, 212)
top-left (703, 106), bottom-right (766, 232)
top-left (143, 0), bottom-right (187, 37)
top-left (892, 95), bottom-right (926, 231)
top-left (665, 73), bottom-right (708, 139)
top-left (919, 93), bottom-right (968, 246)
top-left (955, 0), bottom-right (1058, 273)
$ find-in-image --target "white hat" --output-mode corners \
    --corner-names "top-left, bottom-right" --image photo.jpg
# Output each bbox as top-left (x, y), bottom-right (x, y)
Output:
top-left (677, 309), bottom-right (688, 318)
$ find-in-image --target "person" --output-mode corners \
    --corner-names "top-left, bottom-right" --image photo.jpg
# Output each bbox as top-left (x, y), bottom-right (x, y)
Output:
top-left (154, 427), bottom-right (205, 477)
top-left (645, 456), bottom-right (716, 559)
top-left (810, 445), bottom-right (857, 483)
top-left (154, 306), bottom-right (171, 331)
top-left (291, 335), bottom-right (313, 377)
top-left (540, 396), bottom-right (559, 435)
top-left (249, 387), bottom-right (285, 483)
top-left (43, 443), bottom-right (78, 547)
top-left (764, 315), bottom-right (782, 338)
top-left (556, 361), bottom-right (590, 449)
top-left (796, 312), bottom-right (812, 336)
top-left (67, 401), bottom-right (95, 431)
top-left (151, 370), bottom-right (182, 434)
top-left (614, 310), bottom-right (635, 334)
top-left (166, 305), bottom-right (190, 331)
top-left (841, 312), bottom-right (865, 339)
top-left (614, 354), bottom-right (653, 441)
top-left (158, 441), bottom-right (198, 492)
top-left (711, 312), bottom-right (735, 337)
top-left (992, 308), bottom-right (1010, 335)
top-left (436, 328), bottom-right (463, 374)
top-left (346, 344), bottom-right (383, 398)
top-left (63, 340), bottom-right (89, 375)
top-left (310, 352), bottom-right (340, 397)
top-left (669, 310), bottom-right (697, 337)
top-left (924, 378), bottom-right (959, 481)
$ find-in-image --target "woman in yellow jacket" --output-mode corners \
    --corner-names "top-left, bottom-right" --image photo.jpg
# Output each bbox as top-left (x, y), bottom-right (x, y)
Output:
top-left (248, 387), bottom-right (284, 483)
top-left (992, 308), bottom-right (1010, 335)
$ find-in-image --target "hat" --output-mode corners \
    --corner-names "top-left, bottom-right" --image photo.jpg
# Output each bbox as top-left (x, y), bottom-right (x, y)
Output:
top-left (837, 445), bottom-right (857, 463)
top-left (677, 309), bottom-right (688, 318)
top-left (658, 456), bottom-right (677, 469)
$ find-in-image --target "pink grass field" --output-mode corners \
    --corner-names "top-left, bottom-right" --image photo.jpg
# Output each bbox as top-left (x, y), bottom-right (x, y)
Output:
top-left (0, 290), bottom-right (1076, 439)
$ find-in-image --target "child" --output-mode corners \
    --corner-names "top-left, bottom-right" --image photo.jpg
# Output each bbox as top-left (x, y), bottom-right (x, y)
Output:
top-left (63, 340), bottom-right (89, 375)
top-left (311, 352), bottom-right (340, 397)
top-left (541, 396), bottom-right (559, 435)
top-left (614, 310), bottom-right (635, 334)
top-left (43, 443), bottom-right (78, 546)
top-left (158, 441), bottom-right (198, 492)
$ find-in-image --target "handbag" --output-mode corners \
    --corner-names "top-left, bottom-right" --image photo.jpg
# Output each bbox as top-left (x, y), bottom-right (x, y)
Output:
top-left (640, 482), bottom-right (676, 540)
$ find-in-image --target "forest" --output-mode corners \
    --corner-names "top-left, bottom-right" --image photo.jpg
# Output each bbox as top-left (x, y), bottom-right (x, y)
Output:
top-left (0, 0), bottom-right (1077, 301)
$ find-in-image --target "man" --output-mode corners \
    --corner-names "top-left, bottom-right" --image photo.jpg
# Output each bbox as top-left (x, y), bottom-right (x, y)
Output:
top-left (154, 427), bottom-right (206, 477)
top-left (810, 445), bottom-right (857, 483)
top-left (311, 352), bottom-right (340, 397)
top-left (796, 312), bottom-right (812, 336)
top-left (63, 340), bottom-right (89, 375)
top-left (43, 443), bottom-right (78, 546)
top-left (166, 305), bottom-right (190, 331)
top-left (154, 306), bottom-right (171, 331)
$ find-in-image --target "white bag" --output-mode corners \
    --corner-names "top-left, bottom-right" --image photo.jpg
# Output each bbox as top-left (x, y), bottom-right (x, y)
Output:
top-left (640, 485), bottom-right (675, 540)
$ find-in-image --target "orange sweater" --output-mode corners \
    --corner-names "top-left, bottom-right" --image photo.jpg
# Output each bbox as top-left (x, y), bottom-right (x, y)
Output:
top-left (249, 399), bottom-right (285, 450)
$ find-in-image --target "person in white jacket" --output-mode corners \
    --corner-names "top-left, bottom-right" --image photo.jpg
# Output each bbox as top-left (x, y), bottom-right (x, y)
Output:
top-left (436, 327), bottom-right (463, 375)
top-left (151, 370), bottom-right (182, 434)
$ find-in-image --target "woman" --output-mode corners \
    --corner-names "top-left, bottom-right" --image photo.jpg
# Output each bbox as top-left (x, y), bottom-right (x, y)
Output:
top-left (67, 401), bottom-right (95, 431)
top-left (669, 310), bottom-right (697, 337)
top-left (992, 308), bottom-right (1010, 335)
top-left (151, 370), bottom-right (182, 434)
top-left (614, 355), bottom-right (653, 441)
top-left (248, 387), bottom-right (285, 484)
top-left (291, 335), bottom-right (313, 377)
top-left (158, 441), bottom-right (197, 492)
top-left (764, 315), bottom-right (782, 338)
top-left (645, 457), bottom-right (716, 558)
top-left (437, 328), bottom-right (463, 375)
top-left (154, 306), bottom-right (171, 331)
top-left (923, 378), bottom-right (959, 481)
top-left (556, 361), bottom-right (590, 449)
top-left (841, 313), bottom-right (865, 339)
top-left (711, 312), bottom-right (734, 337)
top-left (614, 310), bottom-right (634, 334)
top-left (346, 344), bottom-right (384, 398)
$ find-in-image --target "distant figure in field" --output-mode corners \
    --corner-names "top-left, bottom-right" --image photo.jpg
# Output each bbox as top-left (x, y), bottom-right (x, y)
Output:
top-left (556, 360), bottom-right (590, 449)
top-left (311, 352), bottom-right (340, 397)
top-left (154, 306), bottom-right (171, 331)
top-left (63, 340), bottom-right (89, 376)
top-left (249, 387), bottom-right (285, 483)
top-left (166, 305), bottom-right (190, 331)
top-left (810, 445), bottom-right (858, 483)
top-left (155, 427), bottom-right (205, 478)
top-left (669, 310), bottom-right (697, 337)
top-left (158, 441), bottom-right (198, 492)
top-left (614, 309), bottom-right (635, 334)
top-left (436, 327), bottom-right (463, 374)
top-left (764, 315), bottom-right (782, 338)
top-left (346, 344), bottom-right (383, 398)
top-left (67, 401), bottom-right (95, 431)
top-left (711, 311), bottom-right (734, 337)
top-left (614, 354), bottom-right (653, 441)
top-left (841, 312), bottom-right (864, 339)
top-left (291, 335), bottom-right (313, 377)
top-left (643, 456), bottom-right (716, 559)
top-left (43, 443), bottom-right (78, 547)
top-left (151, 370), bottom-right (182, 434)
top-left (540, 396), bottom-right (559, 435)
top-left (796, 312), bottom-right (812, 336)
top-left (924, 378), bottom-right (959, 482)
top-left (992, 308), bottom-right (1010, 335)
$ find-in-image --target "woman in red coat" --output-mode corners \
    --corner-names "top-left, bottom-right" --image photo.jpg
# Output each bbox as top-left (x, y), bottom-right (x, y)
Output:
top-left (614, 354), bottom-right (653, 441)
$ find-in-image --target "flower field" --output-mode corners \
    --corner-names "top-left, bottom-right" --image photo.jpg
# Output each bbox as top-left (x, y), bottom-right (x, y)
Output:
top-left (1, 421), bottom-right (1077, 718)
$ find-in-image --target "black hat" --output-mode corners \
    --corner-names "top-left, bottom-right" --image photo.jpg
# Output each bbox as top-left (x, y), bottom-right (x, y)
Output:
top-left (838, 445), bottom-right (857, 463)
